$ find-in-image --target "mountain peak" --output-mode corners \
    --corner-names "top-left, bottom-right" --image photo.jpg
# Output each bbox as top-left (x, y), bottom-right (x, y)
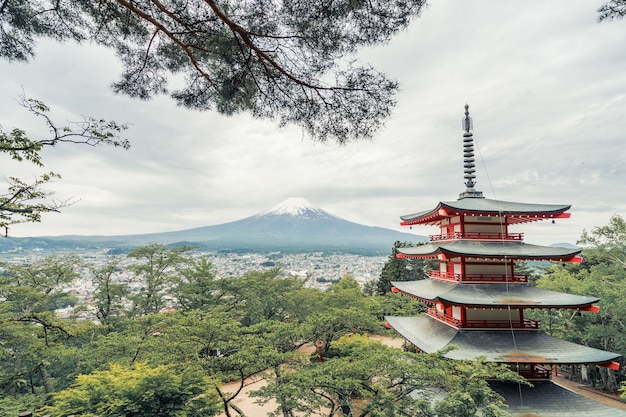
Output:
top-left (260, 197), bottom-right (323, 217)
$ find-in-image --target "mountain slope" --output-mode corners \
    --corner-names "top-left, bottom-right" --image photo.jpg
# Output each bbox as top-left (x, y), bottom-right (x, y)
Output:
top-left (1, 198), bottom-right (427, 254)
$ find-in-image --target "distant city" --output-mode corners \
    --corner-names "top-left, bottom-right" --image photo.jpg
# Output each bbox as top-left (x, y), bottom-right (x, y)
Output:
top-left (0, 248), bottom-right (387, 321)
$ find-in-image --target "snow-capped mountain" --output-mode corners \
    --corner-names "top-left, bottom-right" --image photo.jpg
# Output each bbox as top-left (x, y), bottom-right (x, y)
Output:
top-left (259, 197), bottom-right (336, 219)
top-left (9, 198), bottom-right (428, 254)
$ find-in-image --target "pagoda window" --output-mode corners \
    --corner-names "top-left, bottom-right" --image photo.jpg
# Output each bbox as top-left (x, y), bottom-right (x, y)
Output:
top-left (452, 305), bottom-right (463, 321)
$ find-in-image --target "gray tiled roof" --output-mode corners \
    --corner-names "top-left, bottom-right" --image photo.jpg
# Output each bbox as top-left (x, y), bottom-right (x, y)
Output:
top-left (391, 280), bottom-right (599, 307)
top-left (397, 240), bottom-right (580, 260)
top-left (490, 381), bottom-right (626, 417)
top-left (401, 197), bottom-right (571, 221)
top-left (385, 316), bottom-right (621, 364)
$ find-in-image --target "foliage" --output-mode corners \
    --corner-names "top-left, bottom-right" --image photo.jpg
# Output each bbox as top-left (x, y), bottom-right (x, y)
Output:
top-left (0, 0), bottom-right (427, 143)
top-left (0, 95), bottom-right (129, 234)
top-left (210, 267), bottom-right (309, 325)
top-left (533, 215), bottom-right (626, 392)
top-left (253, 335), bottom-right (522, 417)
top-left (172, 255), bottom-right (218, 311)
top-left (377, 241), bottom-right (434, 294)
top-left (578, 214), bottom-right (626, 269)
top-left (126, 243), bottom-right (195, 316)
top-left (42, 362), bottom-right (220, 417)
top-left (89, 257), bottom-right (129, 329)
top-left (0, 255), bottom-right (88, 401)
top-left (0, 243), bottom-right (531, 415)
top-left (599, 0), bottom-right (626, 21)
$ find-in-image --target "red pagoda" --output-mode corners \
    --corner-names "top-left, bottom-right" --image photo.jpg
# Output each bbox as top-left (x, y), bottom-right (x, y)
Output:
top-left (385, 105), bottom-right (621, 386)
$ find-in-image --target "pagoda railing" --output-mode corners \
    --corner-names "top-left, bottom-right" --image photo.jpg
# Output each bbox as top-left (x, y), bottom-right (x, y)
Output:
top-left (463, 319), bottom-right (540, 330)
top-left (429, 232), bottom-right (523, 241)
top-left (518, 366), bottom-right (552, 380)
top-left (426, 308), bottom-right (461, 328)
top-left (426, 308), bottom-right (539, 330)
top-left (489, 366), bottom-right (552, 381)
top-left (428, 270), bottom-right (529, 283)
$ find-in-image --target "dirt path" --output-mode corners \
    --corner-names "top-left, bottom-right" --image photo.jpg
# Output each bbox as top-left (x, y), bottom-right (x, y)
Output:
top-left (553, 374), bottom-right (626, 411)
top-left (215, 336), bottom-right (405, 417)
top-left (215, 336), bottom-right (626, 416)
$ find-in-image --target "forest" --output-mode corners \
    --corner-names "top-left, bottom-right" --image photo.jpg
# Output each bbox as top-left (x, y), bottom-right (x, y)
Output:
top-left (0, 214), bottom-right (624, 417)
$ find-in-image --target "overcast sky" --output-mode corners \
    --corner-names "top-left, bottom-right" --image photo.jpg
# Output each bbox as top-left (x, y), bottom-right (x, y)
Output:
top-left (1, 0), bottom-right (625, 246)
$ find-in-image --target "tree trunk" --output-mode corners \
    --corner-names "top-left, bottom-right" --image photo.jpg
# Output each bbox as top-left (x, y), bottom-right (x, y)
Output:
top-left (39, 364), bottom-right (53, 394)
top-left (580, 364), bottom-right (588, 383)
top-left (598, 367), bottom-right (619, 393)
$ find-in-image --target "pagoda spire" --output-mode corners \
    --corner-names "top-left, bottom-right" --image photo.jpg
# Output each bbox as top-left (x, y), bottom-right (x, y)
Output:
top-left (459, 104), bottom-right (483, 199)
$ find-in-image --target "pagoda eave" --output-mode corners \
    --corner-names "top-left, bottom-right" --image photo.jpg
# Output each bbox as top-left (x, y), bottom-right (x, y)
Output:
top-left (400, 199), bottom-right (572, 226)
top-left (390, 281), bottom-right (600, 308)
top-left (397, 241), bottom-right (581, 262)
top-left (385, 315), bottom-right (621, 366)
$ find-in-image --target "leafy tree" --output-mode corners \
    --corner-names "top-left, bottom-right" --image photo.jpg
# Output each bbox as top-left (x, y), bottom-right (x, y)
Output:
top-left (0, 255), bottom-right (90, 403)
top-left (42, 361), bottom-right (220, 417)
top-left (88, 257), bottom-right (129, 329)
top-left (0, 1), bottom-right (427, 143)
top-left (126, 243), bottom-right (195, 316)
top-left (377, 241), bottom-right (434, 294)
top-left (578, 214), bottom-right (626, 269)
top-left (599, 0), bottom-right (626, 21)
top-left (212, 268), bottom-right (307, 325)
top-left (172, 255), bottom-right (219, 311)
top-left (253, 335), bottom-right (523, 417)
top-left (532, 215), bottom-right (626, 392)
top-left (0, 95), bottom-right (129, 234)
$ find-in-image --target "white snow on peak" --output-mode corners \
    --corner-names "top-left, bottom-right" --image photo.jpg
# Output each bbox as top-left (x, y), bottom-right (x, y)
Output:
top-left (261, 197), bottom-right (324, 217)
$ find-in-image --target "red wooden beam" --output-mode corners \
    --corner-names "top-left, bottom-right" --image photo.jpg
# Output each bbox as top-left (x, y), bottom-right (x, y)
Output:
top-left (597, 361), bottom-right (620, 370)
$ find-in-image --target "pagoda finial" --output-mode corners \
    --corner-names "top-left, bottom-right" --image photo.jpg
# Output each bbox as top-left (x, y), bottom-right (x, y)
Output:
top-left (459, 104), bottom-right (483, 199)
top-left (463, 104), bottom-right (473, 132)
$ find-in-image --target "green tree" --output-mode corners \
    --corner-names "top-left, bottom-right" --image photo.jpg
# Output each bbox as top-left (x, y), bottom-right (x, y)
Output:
top-left (532, 215), bottom-right (626, 392)
top-left (212, 268), bottom-right (307, 326)
top-left (126, 243), bottom-right (195, 316)
top-left (88, 257), bottom-right (129, 329)
top-left (172, 255), bottom-right (219, 311)
top-left (253, 335), bottom-right (522, 417)
top-left (0, 95), bottom-right (128, 234)
top-left (578, 214), bottom-right (626, 269)
top-left (377, 241), bottom-right (433, 294)
top-left (0, 255), bottom-right (90, 405)
top-left (42, 361), bottom-right (220, 417)
top-left (0, 1), bottom-right (427, 143)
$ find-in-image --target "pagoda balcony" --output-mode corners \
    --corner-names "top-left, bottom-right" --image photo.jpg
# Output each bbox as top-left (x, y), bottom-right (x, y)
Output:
top-left (428, 270), bottom-right (529, 283)
top-left (426, 307), bottom-right (540, 330)
top-left (429, 232), bottom-right (524, 241)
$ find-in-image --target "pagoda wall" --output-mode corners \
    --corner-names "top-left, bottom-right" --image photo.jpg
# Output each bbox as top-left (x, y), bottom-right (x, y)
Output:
top-left (464, 262), bottom-right (511, 276)
top-left (441, 217), bottom-right (461, 226)
top-left (463, 222), bottom-right (507, 234)
top-left (466, 308), bottom-right (520, 322)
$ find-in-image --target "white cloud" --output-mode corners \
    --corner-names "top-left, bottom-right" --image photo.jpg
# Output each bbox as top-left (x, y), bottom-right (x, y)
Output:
top-left (1, 0), bottom-right (625, 246)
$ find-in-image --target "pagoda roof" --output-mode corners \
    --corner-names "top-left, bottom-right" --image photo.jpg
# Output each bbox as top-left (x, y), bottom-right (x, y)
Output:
top-left (491, 381), bottom-right (626, 417)
top-left (397, 240), bottom-right (581, 261)
top-left (385, 315), bottom-right (621, 365)
top-left (400, 197), bottom-right (571, 226)
top-left (391, 280), bottom-right (599, 308)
